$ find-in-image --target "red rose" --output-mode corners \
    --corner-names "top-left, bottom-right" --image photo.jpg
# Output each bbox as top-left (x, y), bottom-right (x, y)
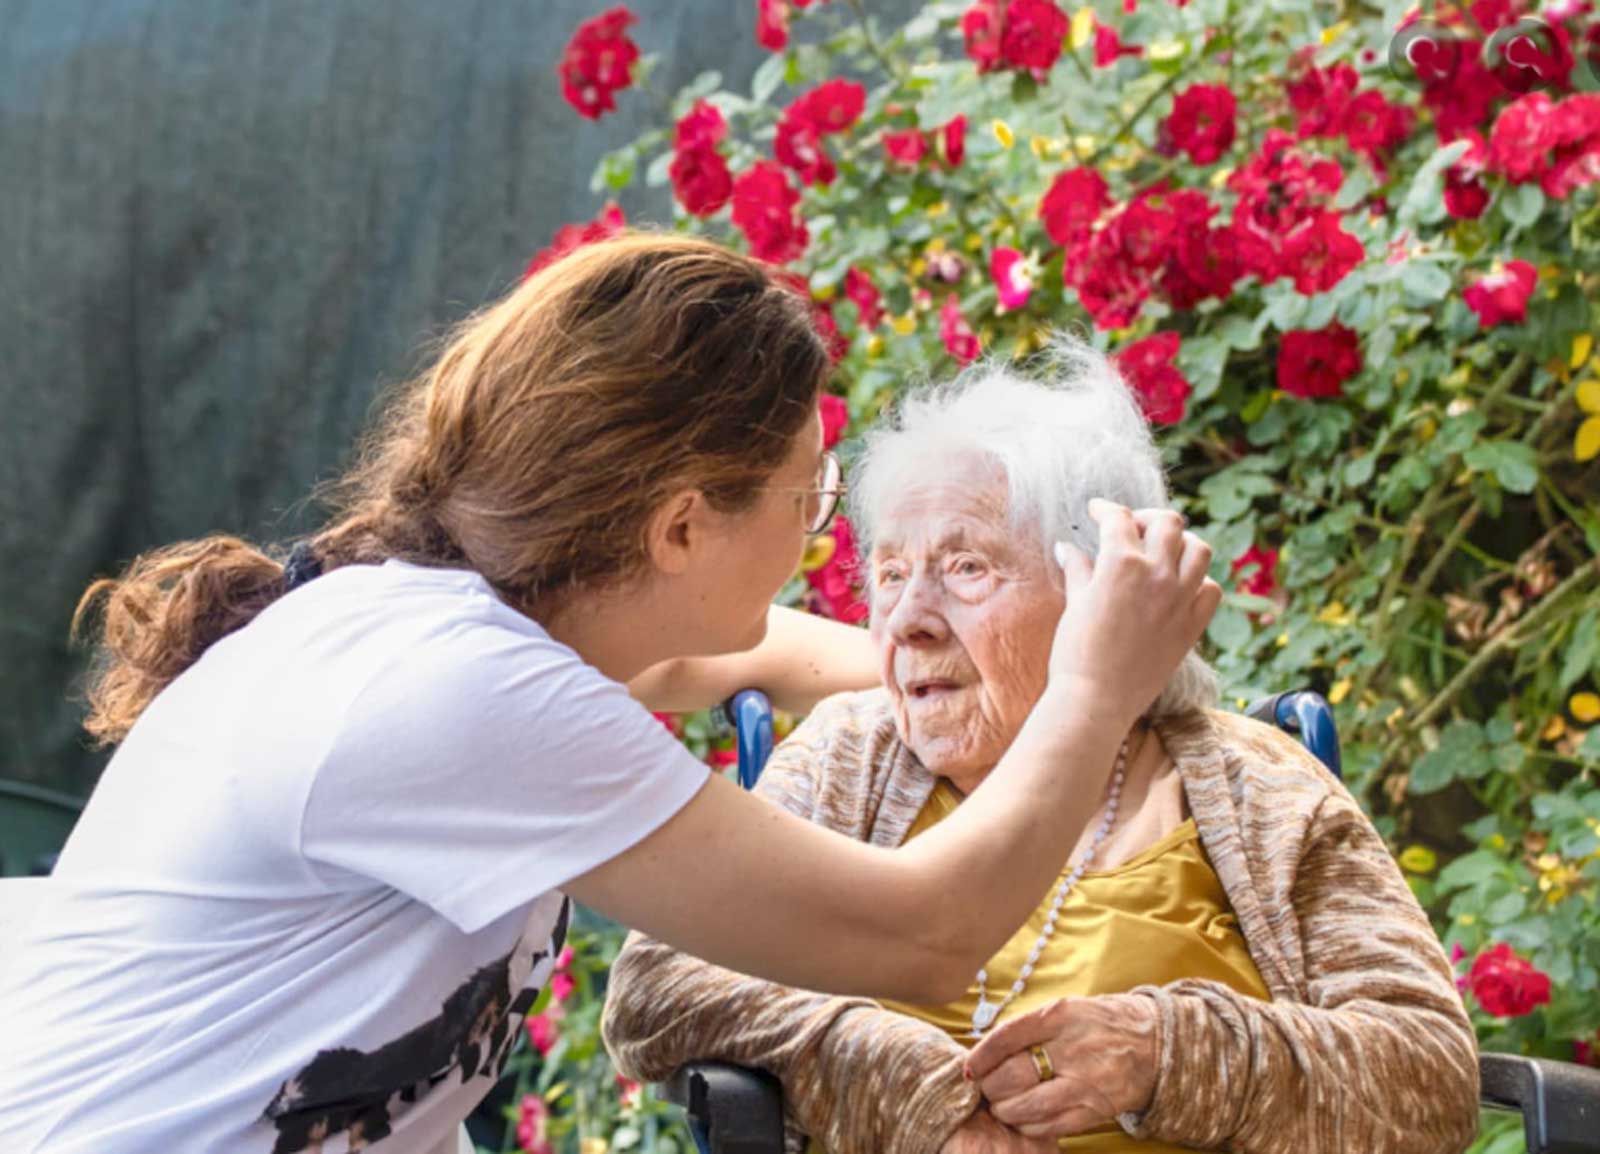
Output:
top-left (1444, 131), bottom-right (1491, 220)
top-left (1072, 228), bottom-right (1154, 330)
top-left (796, 78), bottom-right (867, 133)
top-left (1114, 331), bottom-right (1192, 425)
top-left (1466, 944), bottom-right (1553, 1018)
top-left (1228, 132), bottom-right (1343, 281)
top-left (525, 1013), bottom-right (560, 1056)
top-left (1463, 260), bottom-right (1538, 327)
top-left (524, 203), bottom-right (627, 278)
top-left (674, 99), bottom-right (727, 150)
top-left (960, 0), bottom-right (1005, 72)
top-left (1163, 83), bottom-right (1237, 165)
top-left (1231, 545), bottom-right (1279, 598)
top-left (990, 247), bottom-right (1034, 310)
top-left (1424, 48), bottom-right (1501, 142)
top-left (1488, 92), bottom-right (1562, 182)
top-left (844, 266), bottom-right (885, 329)
top-left (1279, 211), bottom-right (1365, 295)
top-left (558, 6), bottom-right (640, 121)
top-left (883, 128), bottom-right (929, 166)
top-left (774, 80), bottom-right (866, 186)
top-left (1544, 92), bottom-right (1600, 199)
top-left (757, 0), bottom-right (790, 50)
top-left (1000, 0), bottom-right (1070, 76)
top-left (731, 162), bottom-right (809, 263)
top-left (1278, 324), bottom-right (1361, 399)
top-left (1040, 167), bottom-right (1112, 249)
top-left (961, 0), bottom-right (1068, 78)
top-left (1094, 24), bottom-right (1142, 66)
top-left (1338, 89), bottom-right (1415, 167)
top-left (819, 394), bottom-right (849, 450)
top-left (806, 515), bottom-right (869, 623)
top-left (1286, 59), bottom-right (1358, 140)
top-left (670, 149), bottom-right (733, 217)
top-left (939, 294), bottom-right (982, 364)
top-left (942, 115), bottom-right (968, 167)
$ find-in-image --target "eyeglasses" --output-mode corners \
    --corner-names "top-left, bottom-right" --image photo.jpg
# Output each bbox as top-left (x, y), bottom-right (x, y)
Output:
top-left (768, 451), bottom-right (847, 536)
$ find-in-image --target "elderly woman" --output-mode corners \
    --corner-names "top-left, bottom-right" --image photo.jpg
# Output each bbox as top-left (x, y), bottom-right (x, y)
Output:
top-left (601, 343), bottom-right (1479, 1154)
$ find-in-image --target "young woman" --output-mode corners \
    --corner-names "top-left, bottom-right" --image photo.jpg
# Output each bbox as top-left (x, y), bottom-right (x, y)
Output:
top-left (0, 233), bottom-right (1219, 1154)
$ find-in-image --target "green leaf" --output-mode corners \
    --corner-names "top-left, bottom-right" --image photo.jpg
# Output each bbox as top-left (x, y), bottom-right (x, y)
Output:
top-left (1207, 604), bottom-right (1255, 652)
top-left (1559, 609), bottom-right (1600, 692)
top-left (1500, 182), bottom-right (1545, 229)
top-left (1410, 721), bottom-right (1491, 794)
top-left (1399, 139), bottom-right (1470, 227)
top-left (590, 147), bottom-right (636, 194)
top-left (1463, 440), bottom-right (1540, 494)
top-left (644, 150), bottom-right (674, 188)
top-left (752, 52), bottom-right (787, 103)
top-left (1178, 336), bottom-right (1229, 400)
top-left (1437, 849), bottom-right (1506, 892)
top-left (1400, 260), bottom-right (1452, 303)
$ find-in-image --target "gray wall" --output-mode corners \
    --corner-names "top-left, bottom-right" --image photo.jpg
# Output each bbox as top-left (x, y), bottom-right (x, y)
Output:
top-left (0, 0), bottom-right (843, 793)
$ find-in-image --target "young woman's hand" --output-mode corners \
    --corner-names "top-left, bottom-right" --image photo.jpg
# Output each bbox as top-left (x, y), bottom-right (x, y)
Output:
top-left (1047, 500), bottom-right (1219, 732)
top-left (963, 994), bottom-right (1160, 1139)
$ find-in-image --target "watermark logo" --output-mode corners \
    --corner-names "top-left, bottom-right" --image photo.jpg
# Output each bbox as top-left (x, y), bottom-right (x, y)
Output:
top-left (1387, 16), bottom-right (1599, 94)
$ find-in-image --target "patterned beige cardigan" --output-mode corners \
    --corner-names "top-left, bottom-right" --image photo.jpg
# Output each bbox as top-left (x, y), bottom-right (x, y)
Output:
top-left (602, 690), bottom-right (1480, 1154)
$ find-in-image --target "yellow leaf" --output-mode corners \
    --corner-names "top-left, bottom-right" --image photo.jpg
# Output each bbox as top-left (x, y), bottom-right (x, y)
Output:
top-left (1029, 135), bottom-right (1050, 160)
top-left (1458, 913), bottom-right (1477, 925)
top-left (1328, 677), bottom-right (1353, 705)
top-left (866, 334), bottom-right (885, 358)
top-left (926, 201), bottom-right (950, 218)
top-left (1209, 167), bottom-right (1233, 189)
top-left (813, 283), bottom-right (835, 303)
top-left (1576, 416), bottom-right (1600, 462)
top-left (992, 119), bottom-right (1015, 149)
top-left (1070, 6), bottom-right (1096, 49)
top-left (1570, 691), bottom-right (1600, 722)
top-left (1316, 601), bottom-right (1355, 626)
top-left (1576, 379), bottom-right (1600, 413)
top-left (1320, 20), bottom-right (1351, 45)
top-left (965, 232), bottom-right (984, 252)
top-left (1573, 333), bottom-right (1594, 370)
top-left (800, 534), bottom-right (837, 573)
top-left (1275, 631), bottom-right (1290, 648)
top-left (909, 258), bottom-right (928, 277)
top-left (1147, 39), bottom-right (1187, 61)
top-left (580, 1140), bottom-right (609, 1154)
top-left (890, 313), bottom-right (917, 336)
top-left (1542, 714), bottom-right (1567, 741)
top-left (1398, 845), bottom-right (1437, 874)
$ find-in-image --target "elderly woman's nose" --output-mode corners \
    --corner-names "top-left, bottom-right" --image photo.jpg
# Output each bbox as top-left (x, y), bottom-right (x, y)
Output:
top-left (885, 574), bottom-right (950, 645)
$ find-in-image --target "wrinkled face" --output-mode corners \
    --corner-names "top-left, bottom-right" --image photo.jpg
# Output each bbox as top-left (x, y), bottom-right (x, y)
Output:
top-left (868, 456), bottom-right (1064, 783)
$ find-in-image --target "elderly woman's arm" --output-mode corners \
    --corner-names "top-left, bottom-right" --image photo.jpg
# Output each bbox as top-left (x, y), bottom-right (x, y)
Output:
top-left (1123, 793), bottom-right (1479, 1154)
top-left (601, 694), bottom-right (982, 1154)
top-left (969, 791), bottom-right (1478, 1153)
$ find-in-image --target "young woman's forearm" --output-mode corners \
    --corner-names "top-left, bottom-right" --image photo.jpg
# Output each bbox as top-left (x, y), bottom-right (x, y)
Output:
top-left (567, 684), bottom-right (1125, 1003)
top-left (627, 604), bottom-right (878, 714)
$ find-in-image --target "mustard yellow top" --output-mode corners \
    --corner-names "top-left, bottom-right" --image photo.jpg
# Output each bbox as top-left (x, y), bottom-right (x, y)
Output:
top-left (882, 780), bottom-right (1272, 1153)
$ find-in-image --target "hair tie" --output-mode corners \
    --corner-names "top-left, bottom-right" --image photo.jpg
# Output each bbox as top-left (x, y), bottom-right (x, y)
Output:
top-left (282, 542), bottom-right (324, 590)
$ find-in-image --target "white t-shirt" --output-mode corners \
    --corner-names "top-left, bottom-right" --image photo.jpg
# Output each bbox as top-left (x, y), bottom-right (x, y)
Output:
top-left (0, 560), bottom-right (710, 1154)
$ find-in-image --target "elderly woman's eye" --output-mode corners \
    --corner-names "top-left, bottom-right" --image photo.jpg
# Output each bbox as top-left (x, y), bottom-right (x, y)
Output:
top-left (876, 566), bottom-right (906, 586)
top-left (951, 556), bottom-right (986, 577)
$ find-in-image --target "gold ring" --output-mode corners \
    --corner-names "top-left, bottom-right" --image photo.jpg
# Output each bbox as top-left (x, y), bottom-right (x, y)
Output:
top-left (1029, 1044), bottom-right (1055, 1082)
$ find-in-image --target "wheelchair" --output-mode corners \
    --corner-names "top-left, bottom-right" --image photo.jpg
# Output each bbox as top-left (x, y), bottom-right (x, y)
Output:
top-left (658, 690), bottom-right (1600, 1154)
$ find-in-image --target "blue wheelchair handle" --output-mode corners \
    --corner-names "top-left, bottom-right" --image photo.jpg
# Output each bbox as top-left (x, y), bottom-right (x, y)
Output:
top-left (725, 690), bottom-right (775, 792)
top-left (1245, 690), bottom-right (1342, 779)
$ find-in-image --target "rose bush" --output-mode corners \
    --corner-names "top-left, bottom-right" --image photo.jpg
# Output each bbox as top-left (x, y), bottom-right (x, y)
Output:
top-left (495, 0), bottom-right (1600, 1150)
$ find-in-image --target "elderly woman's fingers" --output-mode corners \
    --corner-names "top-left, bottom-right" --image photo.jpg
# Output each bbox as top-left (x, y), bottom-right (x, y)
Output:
top-left (978, 1048), bottom-right (1054, 1103)
top-left (986, 1072), bottom-right (1117, 1134)
top-left (964, 1002), bottom-right (1063, 1081)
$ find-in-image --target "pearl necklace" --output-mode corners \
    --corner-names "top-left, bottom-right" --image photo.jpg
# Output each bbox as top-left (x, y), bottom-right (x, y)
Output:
top-left (969, 735), bottom-right (1130, 1038)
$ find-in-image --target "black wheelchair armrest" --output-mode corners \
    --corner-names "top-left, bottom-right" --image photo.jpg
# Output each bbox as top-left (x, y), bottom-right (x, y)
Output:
top-left (662, 1061), bottom-right (786, 1154)
top-left (1480, 1052), bottom-right (1600, 1154)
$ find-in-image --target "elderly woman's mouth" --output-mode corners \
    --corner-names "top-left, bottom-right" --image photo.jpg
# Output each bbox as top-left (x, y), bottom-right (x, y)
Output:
top-left (905, 678), bottom-right (964, 701)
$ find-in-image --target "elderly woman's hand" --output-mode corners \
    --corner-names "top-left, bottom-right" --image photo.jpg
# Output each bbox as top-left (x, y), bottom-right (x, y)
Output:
top-left (939, 1107), bottom-right (1060, 1154)
top-left (962, 995), bottom-right (1160, 1140)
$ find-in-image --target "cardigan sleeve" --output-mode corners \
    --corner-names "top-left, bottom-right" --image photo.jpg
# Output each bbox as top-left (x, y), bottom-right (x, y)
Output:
top-left (1120, 792), bottom-right (1479, 1154)
top-left (601, 695), bottom-right (981, 1154)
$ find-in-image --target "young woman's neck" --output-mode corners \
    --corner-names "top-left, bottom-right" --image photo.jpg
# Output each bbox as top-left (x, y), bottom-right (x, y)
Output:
top-left (530, 580), bottom-right (681, 686)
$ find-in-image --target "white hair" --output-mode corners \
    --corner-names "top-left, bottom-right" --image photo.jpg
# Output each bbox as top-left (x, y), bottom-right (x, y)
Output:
top-left (848, 335), bottom-right (1218, 720)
